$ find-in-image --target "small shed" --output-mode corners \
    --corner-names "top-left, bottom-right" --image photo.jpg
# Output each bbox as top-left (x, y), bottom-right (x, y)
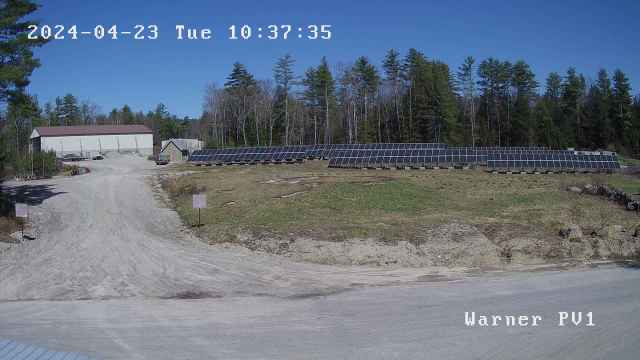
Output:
top-left (160, 139), bottom-right (203, 162)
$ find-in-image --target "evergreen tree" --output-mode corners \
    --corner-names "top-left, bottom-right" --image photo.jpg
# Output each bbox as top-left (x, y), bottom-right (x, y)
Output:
top-left (383, 49), bottom-right (402, 141)
top-left (273, 54), bottom-right (295, 145)
top-left (315, 57), bottom-right (336, 143)
top-left (353, 56), bottom-right (380, 142)
top-left (611, 69), bottom-right (633, 151)
top-left (225, 62), bottom-right (257, 145)
top-left (631, 96), bottom-right (640, 155)
top-left (432, 61), bottom-right (460, 144)
top-left (543, 72), bottom-right (563, 146)
top-left (6, 92), bottom-right (41, 148)
top-left (43, 101), bottom-right (55, 126)
top-left (53, 96), bottom-right (63, 125)
top-left (585, 69), bottom-right (612, 148)
top-left (533, 99), bottom-right (554, 147)
top-left (510, 60), bottom-right (538, 145)
top-left (456, 56), bottom-right (477, 146)
top-left (108, 108), bottom-right (119, 125)
top-left (561, 68), bottom-right (587, 147)
top-left (121, 104), bottom-right (134, 124)
top-left (60, 93), bottom-right (80, 125)
top-left (225, 62), bottom-right (256, 89)
top-left (402, 49), bottom-right (433, 142)
top-left (0, 0), bottom-right (47, 103)
top-left (477, 58), bottom-right (511, 145)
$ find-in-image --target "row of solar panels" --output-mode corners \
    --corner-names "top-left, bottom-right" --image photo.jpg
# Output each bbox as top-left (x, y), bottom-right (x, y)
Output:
top-left (188, 144), bottom-right (551, 164)
top-left (487, 152), bottom-right (619, 171)
top-left (187, 144), bottom-right (619, 172)
top-left (323, 149), bottom-right (575, 164)
top-left (313, 144), bottom-right (553, 159)
top-left (189, 147), bottom-right (306, 164)
top-left (188, 144), bottom-right (449, 163)
top-left (327, 151), bottom-right (620, 171)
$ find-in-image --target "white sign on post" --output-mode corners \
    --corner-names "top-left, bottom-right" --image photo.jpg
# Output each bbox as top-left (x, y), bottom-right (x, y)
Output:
top-left (15, 203), bottom-right (28, 218)
top-left (192, 194), bottom-right (207, 209)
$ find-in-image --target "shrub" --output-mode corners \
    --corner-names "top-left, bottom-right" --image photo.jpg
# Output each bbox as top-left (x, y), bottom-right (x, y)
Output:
top-left (161, 177), bottom-right (206, 197)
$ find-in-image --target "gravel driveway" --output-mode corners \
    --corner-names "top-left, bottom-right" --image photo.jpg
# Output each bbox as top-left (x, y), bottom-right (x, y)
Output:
top-left (0, 154), bottom-right (434, 301)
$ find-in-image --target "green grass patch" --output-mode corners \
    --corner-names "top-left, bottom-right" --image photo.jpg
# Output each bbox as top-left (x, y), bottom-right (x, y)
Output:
top-left (163, 162), bottom-right (640, 243)
top-left (605, 175), bottom-right (640, 194)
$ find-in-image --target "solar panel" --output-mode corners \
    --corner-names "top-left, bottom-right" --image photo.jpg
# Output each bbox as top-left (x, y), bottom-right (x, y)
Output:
top-left (486, 151), bottom-right (620, 173)
top-left (188, 146), bottom-right (306, 164)
top-left (189, 144), bottom-right (621, 172)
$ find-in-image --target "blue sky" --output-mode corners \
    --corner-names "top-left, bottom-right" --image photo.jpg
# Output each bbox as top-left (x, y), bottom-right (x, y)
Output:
top-left (27, 0), bottom-right (640, 118)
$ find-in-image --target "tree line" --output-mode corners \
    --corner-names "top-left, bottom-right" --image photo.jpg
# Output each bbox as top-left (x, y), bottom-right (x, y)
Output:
top-left (201, 51), bottom-right (640, 156)
top-left (2, 0), bottom-right (640, 178)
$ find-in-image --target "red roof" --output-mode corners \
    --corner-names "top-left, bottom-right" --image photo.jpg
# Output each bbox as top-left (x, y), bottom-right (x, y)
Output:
top-left (34, 125), bottom-right (153, 137)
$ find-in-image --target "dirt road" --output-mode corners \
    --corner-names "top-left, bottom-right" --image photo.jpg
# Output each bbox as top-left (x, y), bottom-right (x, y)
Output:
top-left (1, 155), bottom-right (639, 359)
top-left (0, 154), bottom-right (435, 301)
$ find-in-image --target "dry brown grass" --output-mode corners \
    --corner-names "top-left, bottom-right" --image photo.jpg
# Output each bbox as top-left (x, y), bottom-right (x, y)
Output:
top-left (161, 161), bottom-right (640, 248)
top-left (0, 217), bottom-right (18, 242)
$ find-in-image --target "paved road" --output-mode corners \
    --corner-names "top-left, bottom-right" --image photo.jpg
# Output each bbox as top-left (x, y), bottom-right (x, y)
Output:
top-left (0, 266), bottom-right (639, 359)
top-left (1, 155), bottom-right (638, 359)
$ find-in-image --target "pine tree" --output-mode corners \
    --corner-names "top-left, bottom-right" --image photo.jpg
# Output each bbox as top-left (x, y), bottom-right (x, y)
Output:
top-left (121, 105), bottom-right (134, 124)
top-left (108, 108), bottom-right (119, 125)
top-left (315, 57), bottom-right (336, 144)
top-left (543, 72), bottom-right (563, 146)
top-left (611, 69), bottom-right (633, 151)
top-left (0, 0), bottom-right (47, 103)
top-left (477, 58), bottom-right (511, 145)
top-left (432, 61), bottom-right (460, 144)
top-left (534, 100), bottom-right (554, 147)
top-left (631, 96), bottom-right (640, 155)
top-left (456, 56), bottom-right (477, 145)
top-left (561, 68), bottom-right (587, 147)
top-left (6, 92), bottom-right (41, 157)
top-left (273, 54), bottom-right (295, 145)
top-left (60, 93), bottom-right (80, 125)
top-left (585, 69), bottom-right (612, 148)
top-left (383, 49), bottom-right (402, 142)
top-left (353, 56), bottom-right (380, 142)
top-left (402, 49), bottom-right (434, 142)
top-left (225, 62), bottom-right (257, 145)
top-left (510, 60), bottom-right (538, 145)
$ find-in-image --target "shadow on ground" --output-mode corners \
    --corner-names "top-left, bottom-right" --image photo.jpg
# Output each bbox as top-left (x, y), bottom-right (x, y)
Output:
top-left (1, 184), bottom-right (66, 213)
top-left (615, 260), bottom-right (640, 269)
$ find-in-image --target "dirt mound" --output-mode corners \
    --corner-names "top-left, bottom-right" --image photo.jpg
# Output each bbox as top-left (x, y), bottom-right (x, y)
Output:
top-left (218, 223), bottom-right (501, 267)
top-left (219, 220), bottom-right (640, 268)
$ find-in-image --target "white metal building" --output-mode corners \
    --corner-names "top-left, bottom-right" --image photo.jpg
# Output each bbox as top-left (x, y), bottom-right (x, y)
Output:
top-left (30, 125), bottom-right (154, 157)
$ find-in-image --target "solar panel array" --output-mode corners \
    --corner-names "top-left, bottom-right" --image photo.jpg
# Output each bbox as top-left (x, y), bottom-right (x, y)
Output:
top-left (188, 144), bottom-right (620, 172)
top-left (328, 148), bottom-right (483, 168)
top-left (487, 151), bottom-right (620, 172)
top-left (316, 143), bottom-right (448, 159)
top-left (189, 146), bottom-right (306, 164)
top-left (327, 147), bottom-right (619, 172)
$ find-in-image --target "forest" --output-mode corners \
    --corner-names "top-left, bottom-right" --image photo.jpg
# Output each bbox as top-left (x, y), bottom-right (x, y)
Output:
top-left (201, 52), bottom-right (639, 156)
top-left (1, 0), bottom-right (640, 178)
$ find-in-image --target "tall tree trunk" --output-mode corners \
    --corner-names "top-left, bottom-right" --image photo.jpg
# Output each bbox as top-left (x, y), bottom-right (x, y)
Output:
top-left (324, 84), bottom-right (330, 144)
top-left (408, 83), bottom-right (413, 142)
top-left (254, 103), bottom-right (260, 146)
top-left (313, 112), bottom-right (317, 145)
top-left (284, 92), bottom-right (289, 145)
top-left (471, 98), bottom-right (476, 147)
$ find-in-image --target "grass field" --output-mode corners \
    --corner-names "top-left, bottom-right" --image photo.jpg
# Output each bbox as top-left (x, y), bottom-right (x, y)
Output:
top-left (619, 156), bottom-right (640, 167)
top-left (161, 161), bottom-right (639, 247)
